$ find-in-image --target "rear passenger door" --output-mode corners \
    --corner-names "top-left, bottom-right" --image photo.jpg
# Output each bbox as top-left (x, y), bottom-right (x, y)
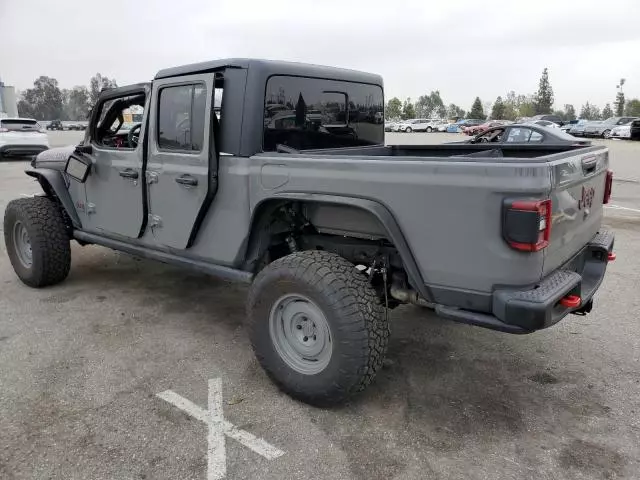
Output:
top-left (146, 74), bottom-right (216, 249)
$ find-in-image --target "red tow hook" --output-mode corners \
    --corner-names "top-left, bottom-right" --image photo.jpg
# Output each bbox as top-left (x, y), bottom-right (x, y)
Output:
top-left (607, 252), bottom-right (616, 262)
top-left (560, 295), bottom-right (581, 308)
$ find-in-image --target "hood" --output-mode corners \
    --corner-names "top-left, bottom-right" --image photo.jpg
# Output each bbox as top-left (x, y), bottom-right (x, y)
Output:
top-left (33, 145), bottom-right (76, 170)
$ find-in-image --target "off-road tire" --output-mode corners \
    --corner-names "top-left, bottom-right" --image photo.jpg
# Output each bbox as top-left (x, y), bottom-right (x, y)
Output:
top-left (4, 196), bottom-right (71, 288)
top-left (247, 250), bottom-right (389, 406)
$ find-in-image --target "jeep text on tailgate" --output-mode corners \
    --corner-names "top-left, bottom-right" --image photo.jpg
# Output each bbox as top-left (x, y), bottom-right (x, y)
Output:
top-left (3, 59), bottom-right (615, 405)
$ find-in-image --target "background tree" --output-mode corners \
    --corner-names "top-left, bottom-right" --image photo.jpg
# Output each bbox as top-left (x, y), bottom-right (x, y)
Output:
top-left (467, 97), bottom-right (486, 120)
top-left (601, 103), bottom-right (613, 119)
top-left (502, 91), bottom-right (519, 120)
top-left (446, 103), bottom-right (465, 120)
top-left (89, 73), bottom-right (118, 107)
top-left (624, 98), bottom-right (640, 117)
top-left (564, 104), bottom-right (576, 121)
top-left (64, 86), bottom-right (91, 120)
top-left (513, 93), bottom-right (536, 118)
top-left (385, 97), bottom-right (402, 119)
top-left (401, 98), bottom-right (415, 120)
top-left (552, 109), bottom-right (566, 121)
top-left (580, 102), bottom-right (601, 120)
top-left (615, 78), bottom-right (626, 116)
top-left (16, 76), bottom-right (64, 120)
top-left (534, 68), bottom-right (554, 114)
top-left (490, 96), bottom-right (506, 119)
top-left (415, 91), bottom-right (446, 118)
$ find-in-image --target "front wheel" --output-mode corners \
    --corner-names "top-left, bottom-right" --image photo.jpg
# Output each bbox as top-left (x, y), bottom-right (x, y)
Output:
top-left (405, 127), bottom-right (412, 133)
top-left (426, 126), bottom-right (432, 133)
top-left (602, 129), bottom-right (611, 139)
top-left (247, 251), bottom-right (389, 406)
top-left (4, 197), bottom-right (71, 287)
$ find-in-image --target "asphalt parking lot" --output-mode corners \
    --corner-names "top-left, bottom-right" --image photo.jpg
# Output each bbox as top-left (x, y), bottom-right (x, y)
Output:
top-left (1, 131), bottom-right (639, 480)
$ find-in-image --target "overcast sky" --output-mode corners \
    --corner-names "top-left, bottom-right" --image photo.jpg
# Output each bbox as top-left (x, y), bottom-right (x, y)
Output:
top-left (1, 0), bottom-right (639, 111)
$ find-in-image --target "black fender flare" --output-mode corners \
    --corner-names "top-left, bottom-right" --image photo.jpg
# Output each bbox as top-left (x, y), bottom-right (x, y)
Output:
top-left (25, 168), bottom-right (82, 229)
top-left (246, 193), bottom-right (432, 302)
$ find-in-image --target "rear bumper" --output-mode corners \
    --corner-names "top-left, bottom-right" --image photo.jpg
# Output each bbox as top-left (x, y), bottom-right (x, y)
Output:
top-left (0, 144), bottom-right (49, 156)
top-left (437, 230), bottom-right (615, 334)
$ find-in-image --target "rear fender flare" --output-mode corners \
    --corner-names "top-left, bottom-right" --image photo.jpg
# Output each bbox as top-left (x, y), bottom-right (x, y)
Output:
top-left (25, 168), bottom-right (82, 228)
top-left (246, 193), bottom-right (431, 302)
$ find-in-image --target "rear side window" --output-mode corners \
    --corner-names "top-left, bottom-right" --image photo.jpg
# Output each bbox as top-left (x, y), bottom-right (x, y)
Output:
top-left (158, 84), bottom-right (206, 151)
top-left (506, 127), bottom-right (543, 143)
top-left (0, 119), bottom-right (39, 131)
top-left (263, 75), bottom-right (384, 152)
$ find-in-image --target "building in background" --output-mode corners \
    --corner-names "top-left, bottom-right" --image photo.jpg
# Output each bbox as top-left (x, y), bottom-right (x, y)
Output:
top-left (0, 78), bottom-right (18, 118)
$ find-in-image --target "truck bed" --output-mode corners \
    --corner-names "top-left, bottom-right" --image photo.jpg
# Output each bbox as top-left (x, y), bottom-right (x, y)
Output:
top-left (253, 143), bottom-right (609, 314)
top-left (302, 143), bottom-right (600, 160)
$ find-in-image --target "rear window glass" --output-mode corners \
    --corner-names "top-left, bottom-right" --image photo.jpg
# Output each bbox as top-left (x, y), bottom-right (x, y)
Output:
top-left (1, 119), bottom-right (39, 131)
top-left (263, 75), bottom-right (384, 152)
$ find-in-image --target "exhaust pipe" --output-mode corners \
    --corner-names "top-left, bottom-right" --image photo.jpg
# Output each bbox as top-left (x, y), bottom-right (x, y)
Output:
top-left (389, 285), bottom-right (434, 308)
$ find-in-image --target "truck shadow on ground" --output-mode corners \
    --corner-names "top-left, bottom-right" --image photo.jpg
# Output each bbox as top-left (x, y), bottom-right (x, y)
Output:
top-left (50, 246), bottom-right (627, 480)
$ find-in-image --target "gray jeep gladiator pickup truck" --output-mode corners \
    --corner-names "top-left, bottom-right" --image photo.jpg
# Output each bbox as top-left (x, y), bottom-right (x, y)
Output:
top-left (3, 59), bottom-right (615, 405)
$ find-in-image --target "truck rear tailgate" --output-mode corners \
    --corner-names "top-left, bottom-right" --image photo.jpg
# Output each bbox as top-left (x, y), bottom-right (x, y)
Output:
top-left (544, 147), bottom-right (610, 276)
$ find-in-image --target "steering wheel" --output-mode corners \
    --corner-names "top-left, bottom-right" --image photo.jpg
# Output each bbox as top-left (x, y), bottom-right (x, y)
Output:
top-left (127, 123), bottom-right (142, 148)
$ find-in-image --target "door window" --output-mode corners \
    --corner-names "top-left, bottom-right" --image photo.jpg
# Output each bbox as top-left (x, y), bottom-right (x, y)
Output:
top-left (157, 84), bottom-right (206, 152)
top-left (94, 93), bottom-right (146, 149)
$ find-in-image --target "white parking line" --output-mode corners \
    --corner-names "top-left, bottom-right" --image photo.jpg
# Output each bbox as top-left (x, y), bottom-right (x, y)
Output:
top-left (605, 204), bottom-right (640, 213)
top-left (157, 378), bottom-right (285, 480)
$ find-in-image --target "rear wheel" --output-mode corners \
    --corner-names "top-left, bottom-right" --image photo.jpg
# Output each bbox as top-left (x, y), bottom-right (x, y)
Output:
top-left (426, 126), bottom-right (433, 133)
top-left (3, 197), bottom-right (71, 287)
top-left (247, 250), bottom-right (389, 406)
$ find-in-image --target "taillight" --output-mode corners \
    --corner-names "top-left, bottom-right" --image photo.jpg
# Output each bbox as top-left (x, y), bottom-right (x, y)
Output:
top-left (503, 199), bottom-right (552, 252)
top-left (603, 170), bottom-right (613, 204)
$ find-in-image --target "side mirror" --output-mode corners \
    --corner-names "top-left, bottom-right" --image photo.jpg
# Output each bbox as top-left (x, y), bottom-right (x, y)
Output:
top-left (75, 144), bottom-right (93, 155)
top-left (65, 154), bottom-right (92, 183)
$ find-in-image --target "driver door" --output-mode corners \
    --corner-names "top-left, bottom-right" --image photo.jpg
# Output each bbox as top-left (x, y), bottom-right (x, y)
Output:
top-left (81, 86), bottom-right (149, 238)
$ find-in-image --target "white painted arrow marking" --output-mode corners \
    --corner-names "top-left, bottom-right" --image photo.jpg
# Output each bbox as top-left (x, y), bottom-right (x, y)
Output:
top-left (157, 379), bottom-right (284, 480)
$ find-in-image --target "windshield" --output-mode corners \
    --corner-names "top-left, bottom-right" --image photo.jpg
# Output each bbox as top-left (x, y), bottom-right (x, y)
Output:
top-left (602, 117), bottom-right (618, 125)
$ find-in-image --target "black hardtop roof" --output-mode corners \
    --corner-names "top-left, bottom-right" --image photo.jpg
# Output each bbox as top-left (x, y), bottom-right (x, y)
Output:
top-left (154, 58), bottom-right (383, 86)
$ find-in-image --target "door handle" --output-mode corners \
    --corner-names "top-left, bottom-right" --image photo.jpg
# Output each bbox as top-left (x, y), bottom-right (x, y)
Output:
top-left (119, 168), bottom-right (139, 179)
top-left (175, 175), bottom-right (198, 187)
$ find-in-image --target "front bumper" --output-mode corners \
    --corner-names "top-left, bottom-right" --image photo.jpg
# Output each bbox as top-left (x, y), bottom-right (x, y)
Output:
top-left (436, 230), bottom-right (615, 334)
top-left (610, 131), bottom-right (631, 139)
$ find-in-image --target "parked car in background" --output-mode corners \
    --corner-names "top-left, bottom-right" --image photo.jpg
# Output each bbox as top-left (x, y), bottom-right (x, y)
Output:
top-left (385, 121), bottom-right (398, 132)
top-left (560, 119), bottom-right (579, 133)
top-left (529, 114), bottom-right (564, 125)
top-left (569, 119), bottom-right (589, 137)
top-left (583, 117), bottom-right (637, 138)
top-left (631, 119), bottom-right (640, 141)
top-left (464, 120), bottom-right (512, 136)
top-left (68, 122), bottom-right (87, 131)
top-left (397, 118), bottom-right (444, 133)
top-left (453, 123), bottom-right (591, 146)
top-left (46, 119), bottom-right (64, 130)
top-left (609, 122), bottom-right (633, 139)
top-left (528, 119), bottom-right (560, 129)
top-left (0, 118), bottom-right (50, 159)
